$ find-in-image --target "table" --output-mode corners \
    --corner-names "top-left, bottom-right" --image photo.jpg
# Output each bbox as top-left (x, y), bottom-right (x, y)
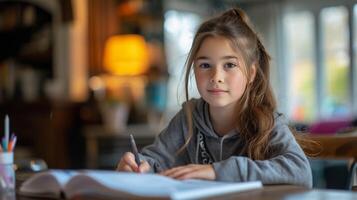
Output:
top-left (13, 185), bottom-right (357, 200)
top-left (72, 186), bottom-right (357, 200)
top-left (219, 185), bottom-right (357, 200)
top-left (308, 132), bottom-right (357, 160)
top-left (11, 171), bottom-right (357, 200)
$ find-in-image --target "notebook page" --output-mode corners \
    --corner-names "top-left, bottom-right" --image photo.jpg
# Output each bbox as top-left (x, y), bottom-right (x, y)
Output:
top-left (65, 171), bottom-right (262, 199)
top-left (65, 171), bottom-right (180, 198)
top-left (171, 180), bottom-right (262, 199)
top-left (20, 170), bottom-right (78, 197)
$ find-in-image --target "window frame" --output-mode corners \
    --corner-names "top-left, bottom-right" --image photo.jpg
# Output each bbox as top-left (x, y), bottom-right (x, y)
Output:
top-left (281, 0), bottom-right (357, 121)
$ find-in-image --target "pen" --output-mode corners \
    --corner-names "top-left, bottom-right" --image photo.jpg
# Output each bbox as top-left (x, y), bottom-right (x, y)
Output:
top-left (5, 115), bottom-right (9, 150)
top-left (130, 134), bottom-right (141, 167)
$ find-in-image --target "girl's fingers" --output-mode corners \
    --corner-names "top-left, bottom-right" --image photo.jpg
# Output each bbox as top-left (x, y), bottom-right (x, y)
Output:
top-left (162, 165), bottom-right (197, 178)
top-left (117, 152), bottom-right (139, 172)
top-left (123, 152), bottom-right (139, 170)
top-left (160, 165), bottom-right (186, 176)
top-left (176, 165), bottom-right (216, 180)
top-left (138, 160), bottom-right (151, 173)
top-left (122, 165), bottom-right (134, 172)
top-left (169, 167), bottom-right (196, 179)
top-left (175, 167), bottom-right (201, 180)
top-left (161, 164), bottom-right (216, 180)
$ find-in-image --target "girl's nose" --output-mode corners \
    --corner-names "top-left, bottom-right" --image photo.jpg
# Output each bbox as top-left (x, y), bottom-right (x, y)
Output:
top-left (210, 68), bottom-right (224, 83)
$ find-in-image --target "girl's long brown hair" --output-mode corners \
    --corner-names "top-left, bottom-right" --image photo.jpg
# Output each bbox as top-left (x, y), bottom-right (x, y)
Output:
top-left (178, 8), bottom-right (316, 159)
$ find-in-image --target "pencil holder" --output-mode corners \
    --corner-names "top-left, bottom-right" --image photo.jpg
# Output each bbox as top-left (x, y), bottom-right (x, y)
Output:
top-left (0, 152), bottom-right (15, 193)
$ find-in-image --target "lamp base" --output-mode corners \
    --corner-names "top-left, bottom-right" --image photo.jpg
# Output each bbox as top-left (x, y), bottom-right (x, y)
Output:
top-left (101, 102), bottom-right (129, 134)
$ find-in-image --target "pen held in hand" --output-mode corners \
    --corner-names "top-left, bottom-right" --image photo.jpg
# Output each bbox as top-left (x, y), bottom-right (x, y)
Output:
top-left (130, 134), bottom-right (141, 167)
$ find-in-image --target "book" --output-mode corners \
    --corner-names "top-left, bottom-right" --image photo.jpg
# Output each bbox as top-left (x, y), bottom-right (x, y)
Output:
top-left (19, 170), bottom-right (263, 199)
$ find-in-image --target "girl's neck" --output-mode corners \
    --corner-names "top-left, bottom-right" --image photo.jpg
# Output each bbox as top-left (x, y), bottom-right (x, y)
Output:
top-left (209, 105), bottom-right (237, 136)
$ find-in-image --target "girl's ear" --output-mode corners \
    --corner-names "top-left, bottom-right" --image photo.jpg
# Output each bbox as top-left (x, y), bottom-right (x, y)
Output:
top-left (249, 64), bottom-right (257, 83)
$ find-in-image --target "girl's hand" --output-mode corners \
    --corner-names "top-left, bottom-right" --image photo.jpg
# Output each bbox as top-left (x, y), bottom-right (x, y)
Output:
top-left (116, 152), bottom-right (151, 173)
top-left (160, 164), bottom-right (216, 180)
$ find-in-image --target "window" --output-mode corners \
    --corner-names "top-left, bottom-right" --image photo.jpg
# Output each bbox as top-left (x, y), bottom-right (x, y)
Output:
top-left (354, 5), bottom-right (357, 47)
top-left (321, 6), bottom-right (350, 118)
top-left (164, 10), bottom-right (201, 112)
top-left (284, 4), bottom-right (354, 123)
top-left (284, 11), bottom-right (316, 122)
top-left (353, 5), bottom-right (357, 114)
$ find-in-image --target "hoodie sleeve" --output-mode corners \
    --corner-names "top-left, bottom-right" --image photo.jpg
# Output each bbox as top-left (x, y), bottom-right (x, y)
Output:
top-left (139, 110), bottom-right (188, 173)
top-left (212, 123), bottom-right (313, 188)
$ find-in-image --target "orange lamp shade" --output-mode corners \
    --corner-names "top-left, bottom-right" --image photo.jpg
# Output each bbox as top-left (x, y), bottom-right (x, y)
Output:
top-left (103, 34), bottom-right (149, 76)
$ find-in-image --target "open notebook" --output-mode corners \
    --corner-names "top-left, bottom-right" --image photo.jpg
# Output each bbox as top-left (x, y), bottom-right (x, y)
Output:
top-left (19, 170), bottom-right (262, 199)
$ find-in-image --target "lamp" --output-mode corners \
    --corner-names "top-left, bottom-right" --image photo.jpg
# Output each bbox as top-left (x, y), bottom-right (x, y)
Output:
top-left (100, 34), bottom-right (149, 133)
top-left (103, 34), bottom-right (149, 76)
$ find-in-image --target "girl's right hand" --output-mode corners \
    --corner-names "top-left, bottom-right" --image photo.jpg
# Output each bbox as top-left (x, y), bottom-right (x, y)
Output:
top-left (116, 152), bottom-right (151, 173)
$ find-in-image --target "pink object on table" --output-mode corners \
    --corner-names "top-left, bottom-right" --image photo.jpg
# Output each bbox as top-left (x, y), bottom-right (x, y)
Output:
top-left (309, 118), bottom-right (352, 134)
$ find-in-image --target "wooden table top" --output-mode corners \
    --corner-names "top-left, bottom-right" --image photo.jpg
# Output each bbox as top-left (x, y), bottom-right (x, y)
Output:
top-left (203, 185), bottom-right (357, 200)
top-left (307, 132), bottom-right (357, 160)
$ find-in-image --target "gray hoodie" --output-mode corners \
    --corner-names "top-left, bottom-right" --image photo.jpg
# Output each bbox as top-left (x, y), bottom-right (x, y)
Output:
top-left (140, 98), bottom-right (312, 187)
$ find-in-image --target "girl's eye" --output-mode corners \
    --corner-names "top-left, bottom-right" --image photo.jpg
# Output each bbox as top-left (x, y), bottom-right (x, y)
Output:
top-left (224, 63), bottom-right (237, 69)
top-left (199, 63), bottom-right (210, 68)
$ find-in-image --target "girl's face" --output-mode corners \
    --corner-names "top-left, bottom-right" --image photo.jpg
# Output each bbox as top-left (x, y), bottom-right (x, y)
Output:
top-left (194, 36), bottom-right (255, 110)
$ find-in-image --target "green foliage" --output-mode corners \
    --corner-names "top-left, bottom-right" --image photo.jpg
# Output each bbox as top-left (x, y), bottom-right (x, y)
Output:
top-left (326, 62), bottom-right (349, 104)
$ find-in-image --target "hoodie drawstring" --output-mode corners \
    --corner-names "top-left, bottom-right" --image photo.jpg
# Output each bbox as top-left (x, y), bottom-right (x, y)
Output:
top-left (195, 132), bottom-right (200, 163)
top-left (219, 134), bottom-right (230, 161)
top-left (219, 138), bottom-right (224, 161)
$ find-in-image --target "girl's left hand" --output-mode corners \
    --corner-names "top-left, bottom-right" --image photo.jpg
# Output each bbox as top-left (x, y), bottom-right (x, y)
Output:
top-left (160, 164), bottom-right (216, 180)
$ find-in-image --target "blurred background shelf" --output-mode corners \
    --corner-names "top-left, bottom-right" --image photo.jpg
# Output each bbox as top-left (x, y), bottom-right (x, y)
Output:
top-left (83, 124), bottom-right (156, 169)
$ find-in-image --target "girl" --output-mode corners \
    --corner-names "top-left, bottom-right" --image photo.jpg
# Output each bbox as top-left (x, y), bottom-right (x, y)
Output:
top-left (117, 7), bottom-right (312, 187)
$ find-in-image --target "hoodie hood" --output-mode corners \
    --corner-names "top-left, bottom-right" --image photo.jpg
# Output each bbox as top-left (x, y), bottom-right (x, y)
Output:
top-left (190, 98), bottom-right (287, 137)
top-left (190, 98), bottom-right (238, 139)
top-left (185, 98), bottom-right (288, 163)
top-left (184, 98), bottom-right (241, 163)
top-left (191, 98), bottom-right (217, 137)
